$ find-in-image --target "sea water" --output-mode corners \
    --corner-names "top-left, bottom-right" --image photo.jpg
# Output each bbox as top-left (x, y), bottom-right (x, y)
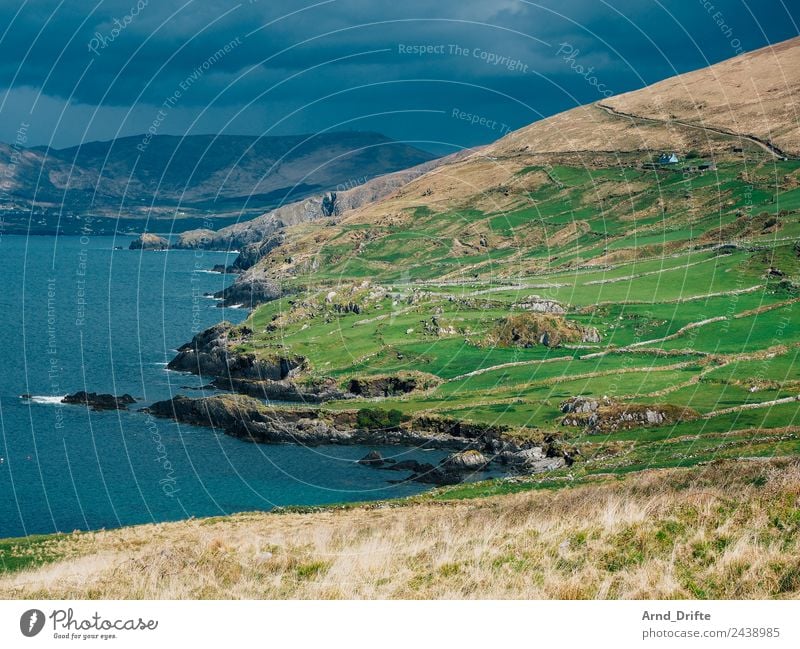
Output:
top-left (0, 234), bottom-right (456, 538)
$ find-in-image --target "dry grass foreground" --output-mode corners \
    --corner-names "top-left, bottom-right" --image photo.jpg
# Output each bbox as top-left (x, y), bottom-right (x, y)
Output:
top-left (1, 459), bottom-right (799, 599)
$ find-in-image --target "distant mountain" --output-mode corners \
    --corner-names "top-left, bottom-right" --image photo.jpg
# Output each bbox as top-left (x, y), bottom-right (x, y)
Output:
top-left (0, 131), bottom-right (436, 234)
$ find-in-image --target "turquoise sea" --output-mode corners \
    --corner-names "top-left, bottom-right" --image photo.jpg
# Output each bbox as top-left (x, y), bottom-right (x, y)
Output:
top-left (0, 234), bottom-right (454, 538)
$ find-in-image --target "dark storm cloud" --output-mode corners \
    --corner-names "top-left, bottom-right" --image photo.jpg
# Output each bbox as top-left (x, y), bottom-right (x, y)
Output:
top-left (0, 0), bottom-right (796, 150)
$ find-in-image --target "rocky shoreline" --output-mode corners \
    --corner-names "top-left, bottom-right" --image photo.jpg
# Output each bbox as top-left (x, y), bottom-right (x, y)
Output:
top-left (144, 393), bottom-right (571, 485)
top-left (21, 391), bottom-right (137, 411)
top-left (165, 321), bottom-right (436, 404)
top-left (156, 314), bottom-right (573, 486)
top-left (165, 150), bottom-right (473, 308)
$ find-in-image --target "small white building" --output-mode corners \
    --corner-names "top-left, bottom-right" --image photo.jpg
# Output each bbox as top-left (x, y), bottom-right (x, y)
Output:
top-left (658, 153), bottom-right (680, 165)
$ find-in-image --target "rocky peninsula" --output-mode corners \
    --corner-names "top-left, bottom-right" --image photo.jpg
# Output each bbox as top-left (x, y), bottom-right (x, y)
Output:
top-left (145, 392), bottom-right (570, 484)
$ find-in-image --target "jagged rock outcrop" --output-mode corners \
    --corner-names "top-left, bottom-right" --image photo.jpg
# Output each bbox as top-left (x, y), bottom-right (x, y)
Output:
top-left (61, 391), bottom-right (136, 411)
top-left (146, 394), bottom-right (476, 449)
top-left (560, 396), bottom-right (698, 433)
top-left (210, 264), bottom-right (240, 274)
top-left (145, 394), bottom-right (341, 445)
top-left (491, 313), bottom-right (601, 348)
top-left (347, 373), bottom-right (439, 398)
top-left (145, 395), bottom-right (573, 483)
top-left (560, 396), bottom-right (611, 415)
top-left (175, 194), bottom-right (335, 254)
top-left (355, 451), bottom-right (484, 485)
top-left (177, 150), bottom-right (477, 308)
top-left (358, 450), bottom-right (385, 467)
top-left (212, 268), bottom-right (284, 308)
top-left (174, 152), bottom-right (470, 256)
top-left (511, 297), bottom-right (566, 314)
top-left (581, 327), bottom-right (602, 343)
top-left (167, 322), bottom-right (353, 403)
top-left (129, 233), bottom-right (169, 250)
top-left (229, 233), bottom-right (285, 272)
top-left (144, 394), bottom-right (579, 485)
top-left (167, 322), bottom-right (304, 381)
top-left (497, 447), bottom-right (567, 472)
top-left (443, 449), bottom-right (488, 471)
top-left (172, 229), bottom-right (216, 249)
top-left (409, 415), bottom-right (512, 450)
top-left (211, 376), bottom-right (348, 404)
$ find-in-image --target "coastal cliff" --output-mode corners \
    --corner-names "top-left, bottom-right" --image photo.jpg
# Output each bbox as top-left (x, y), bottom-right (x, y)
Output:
top-left (145, 393), bottom-right (570, 483)
top-left (166, 322), bottom-right (349, 402)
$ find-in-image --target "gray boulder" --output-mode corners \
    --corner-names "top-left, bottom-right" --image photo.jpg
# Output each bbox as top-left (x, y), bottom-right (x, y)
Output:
top-left (443, 449), bottom-right (488, 471)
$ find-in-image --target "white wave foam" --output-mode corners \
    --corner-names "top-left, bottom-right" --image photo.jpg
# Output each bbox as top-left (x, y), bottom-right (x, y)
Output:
top-left (24, 395), bottom-right (65, 405)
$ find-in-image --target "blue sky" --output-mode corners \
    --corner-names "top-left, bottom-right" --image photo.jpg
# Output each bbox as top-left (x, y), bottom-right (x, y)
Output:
top-left (0, 0), bottom-right (797, 152)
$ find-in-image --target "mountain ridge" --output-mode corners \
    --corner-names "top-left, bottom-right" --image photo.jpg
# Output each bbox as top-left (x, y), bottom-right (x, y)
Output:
top-left (0, 130), bottom-right (437, 234)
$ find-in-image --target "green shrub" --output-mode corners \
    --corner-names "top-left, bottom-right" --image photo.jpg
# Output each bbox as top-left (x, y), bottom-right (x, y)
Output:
top-left (356, 408), bottom-right (406, 430)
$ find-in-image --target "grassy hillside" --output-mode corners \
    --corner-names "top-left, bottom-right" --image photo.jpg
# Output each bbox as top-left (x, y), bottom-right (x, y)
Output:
top-left (211, 42), bottom-right (800, 500)
top-left (226, 148), bottom-right (800, 482)
top-left (2, 458), bottom-right (799, 599)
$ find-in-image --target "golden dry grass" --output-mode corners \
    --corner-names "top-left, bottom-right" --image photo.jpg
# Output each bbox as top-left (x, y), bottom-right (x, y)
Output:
top-left (1, 459), bottom-right (800, 600)
top-left (604, 36), bottom-right (800, 156)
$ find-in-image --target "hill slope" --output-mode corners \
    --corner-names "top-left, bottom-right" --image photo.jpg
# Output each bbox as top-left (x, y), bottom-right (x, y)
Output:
top-left (3, 458), bottom-right (799, 599)
top-left (179, 36), bottom-right (800, 488)
top-left (602, 37), bottom-right (800, 158)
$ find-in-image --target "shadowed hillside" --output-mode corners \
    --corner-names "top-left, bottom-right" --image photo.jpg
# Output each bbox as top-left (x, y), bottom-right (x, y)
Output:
top-left (0, 131), bottom-right (436, 233)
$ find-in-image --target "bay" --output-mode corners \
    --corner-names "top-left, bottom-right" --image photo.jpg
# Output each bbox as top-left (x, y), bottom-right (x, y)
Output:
top-left (0, 234), bottom-right (452, 538)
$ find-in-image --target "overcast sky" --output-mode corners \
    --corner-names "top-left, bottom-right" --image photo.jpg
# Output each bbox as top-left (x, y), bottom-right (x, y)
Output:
top-left (0, 0), bottom-right (797, 153)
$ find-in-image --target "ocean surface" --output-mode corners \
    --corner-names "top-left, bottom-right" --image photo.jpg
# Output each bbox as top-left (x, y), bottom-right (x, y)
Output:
top-left (0, 234), bottom-right (460, 538)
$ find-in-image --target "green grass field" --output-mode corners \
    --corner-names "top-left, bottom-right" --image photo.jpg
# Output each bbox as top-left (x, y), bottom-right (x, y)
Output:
top-left (236, 154), bottom-right (800, 480)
